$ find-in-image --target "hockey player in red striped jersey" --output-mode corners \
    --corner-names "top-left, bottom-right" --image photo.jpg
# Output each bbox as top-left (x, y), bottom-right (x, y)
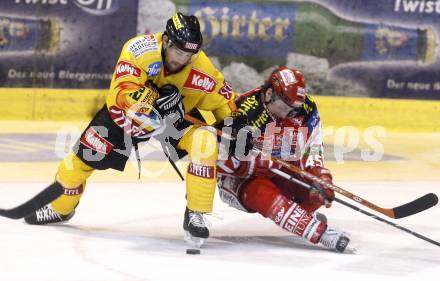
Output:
top-left (217, 66), bottom-right (351, 252)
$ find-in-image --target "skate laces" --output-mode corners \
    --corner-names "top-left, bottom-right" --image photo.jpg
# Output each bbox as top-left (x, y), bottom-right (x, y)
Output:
top-left (36, 205), bottom-right (62, 222)
top-left (188, 211), bottom-right (207, 228)
top-left (319, 227), bottom-right (343, 249)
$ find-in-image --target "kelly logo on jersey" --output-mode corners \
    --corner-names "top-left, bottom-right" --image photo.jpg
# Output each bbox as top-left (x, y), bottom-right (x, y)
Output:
top-left (184, 69), bottom-right (216, 93)
top-left (147, 62), bottom-right (161, 76)
top-left (80, 127), bottom-right (114, 155)
top-left (115, 61), bottom-right (141, 79)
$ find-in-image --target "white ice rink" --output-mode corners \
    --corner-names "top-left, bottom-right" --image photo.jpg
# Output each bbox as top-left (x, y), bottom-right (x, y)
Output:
top-left (0, 181), bottom-right (439, 281)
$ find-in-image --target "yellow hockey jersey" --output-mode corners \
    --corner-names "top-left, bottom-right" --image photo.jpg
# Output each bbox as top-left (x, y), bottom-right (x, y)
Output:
top-left (106, 33), bottom-right (236, 138)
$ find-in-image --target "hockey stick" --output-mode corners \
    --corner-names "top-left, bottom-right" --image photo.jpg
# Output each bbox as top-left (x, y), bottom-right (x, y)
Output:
top-left (272, 159), bottom-right (438, 219)
top-left (270, 168), bottom-right (440, 247)
top-left (163, 138), bottom-right (185, 181)
top-left (0, 182), bottom-right (64, 219)
top-left (184, 114), bottom-right (438, 219)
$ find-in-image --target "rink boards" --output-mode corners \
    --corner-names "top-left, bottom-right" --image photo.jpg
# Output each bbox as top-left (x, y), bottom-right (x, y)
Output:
top-left (0, 123), bottom-right (439, 182)
top-left (0, 88), bottom-right (439, 131)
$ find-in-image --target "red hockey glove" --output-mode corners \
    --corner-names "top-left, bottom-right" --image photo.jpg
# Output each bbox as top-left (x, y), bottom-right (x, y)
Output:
top-left (252, 153), bottom-right (282, 177)
top-left (306, 166), bottom-right (335, 208)
top-left (233, 151), bottom-right (282, 178)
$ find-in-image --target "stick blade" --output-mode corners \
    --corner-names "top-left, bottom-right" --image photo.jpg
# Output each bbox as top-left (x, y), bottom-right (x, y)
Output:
top-left (393, 193), bottom-right (438, 219)
top-left (0, 183), bottom-right (64, 219)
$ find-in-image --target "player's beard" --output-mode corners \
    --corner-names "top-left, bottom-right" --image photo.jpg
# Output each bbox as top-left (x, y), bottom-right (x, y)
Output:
top-left (166, 61), bottom-right (182, 72)
top-left (164, 56), bottom-right (187, 73)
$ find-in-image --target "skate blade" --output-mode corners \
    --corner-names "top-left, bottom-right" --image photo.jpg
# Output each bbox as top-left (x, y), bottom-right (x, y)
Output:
top-left (184, 231), bottom-right (205, 248)
top-left (343, 246), bottom-right (357, 254)
top-left (322, 246), bottom-right (357, 254)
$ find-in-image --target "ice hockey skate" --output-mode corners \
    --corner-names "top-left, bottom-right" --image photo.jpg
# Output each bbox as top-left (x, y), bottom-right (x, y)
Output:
top-left (183, 207), bottom-right (209, 248)
top-left (318, 226), bottom-right (353, 253)
top-left (24, 204), bottom-right (75, 225)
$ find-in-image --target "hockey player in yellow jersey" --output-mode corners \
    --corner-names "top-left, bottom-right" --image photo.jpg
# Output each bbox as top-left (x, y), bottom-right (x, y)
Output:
top-left (23, 12), bottom-right (237, 247)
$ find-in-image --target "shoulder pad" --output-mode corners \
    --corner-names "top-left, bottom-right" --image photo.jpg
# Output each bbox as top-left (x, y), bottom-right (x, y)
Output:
top-left (125, 34), bottom-right (160, 59)
top-left (302, 94), bottom-right (320, 130)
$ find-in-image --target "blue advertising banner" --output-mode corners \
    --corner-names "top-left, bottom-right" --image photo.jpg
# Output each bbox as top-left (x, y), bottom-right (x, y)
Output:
top-left (174, 0), bottom-right (440, 99)
top-left (0, 0), bottom-right (138, 88)
top-left (320, 0), bottom-right (440, 99)
top-left (190, 2), bottom-right (297, 66)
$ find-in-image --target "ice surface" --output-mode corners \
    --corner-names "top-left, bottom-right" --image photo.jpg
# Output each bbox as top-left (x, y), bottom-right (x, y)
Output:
top-left (0, 181), bottom-right (438, 281)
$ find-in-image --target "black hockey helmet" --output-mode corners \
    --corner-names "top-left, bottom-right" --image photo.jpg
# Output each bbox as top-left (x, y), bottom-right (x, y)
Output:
top-left (165, 12), bottom-right (203, 54)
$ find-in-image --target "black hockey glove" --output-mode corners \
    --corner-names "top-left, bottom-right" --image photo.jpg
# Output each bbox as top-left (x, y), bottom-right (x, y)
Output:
top-left (231, 125), bottom-right (255, 157)
top-left (217, 114), bottom-right (254, 156)
top-left (156, 84), bottom-right (185, 122)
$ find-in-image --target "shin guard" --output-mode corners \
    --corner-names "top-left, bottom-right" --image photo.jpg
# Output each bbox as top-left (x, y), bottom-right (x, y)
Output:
top-left (51, 153), bottom-right (94, 215)
top-left (241, 177), bottom-right (326, 244)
